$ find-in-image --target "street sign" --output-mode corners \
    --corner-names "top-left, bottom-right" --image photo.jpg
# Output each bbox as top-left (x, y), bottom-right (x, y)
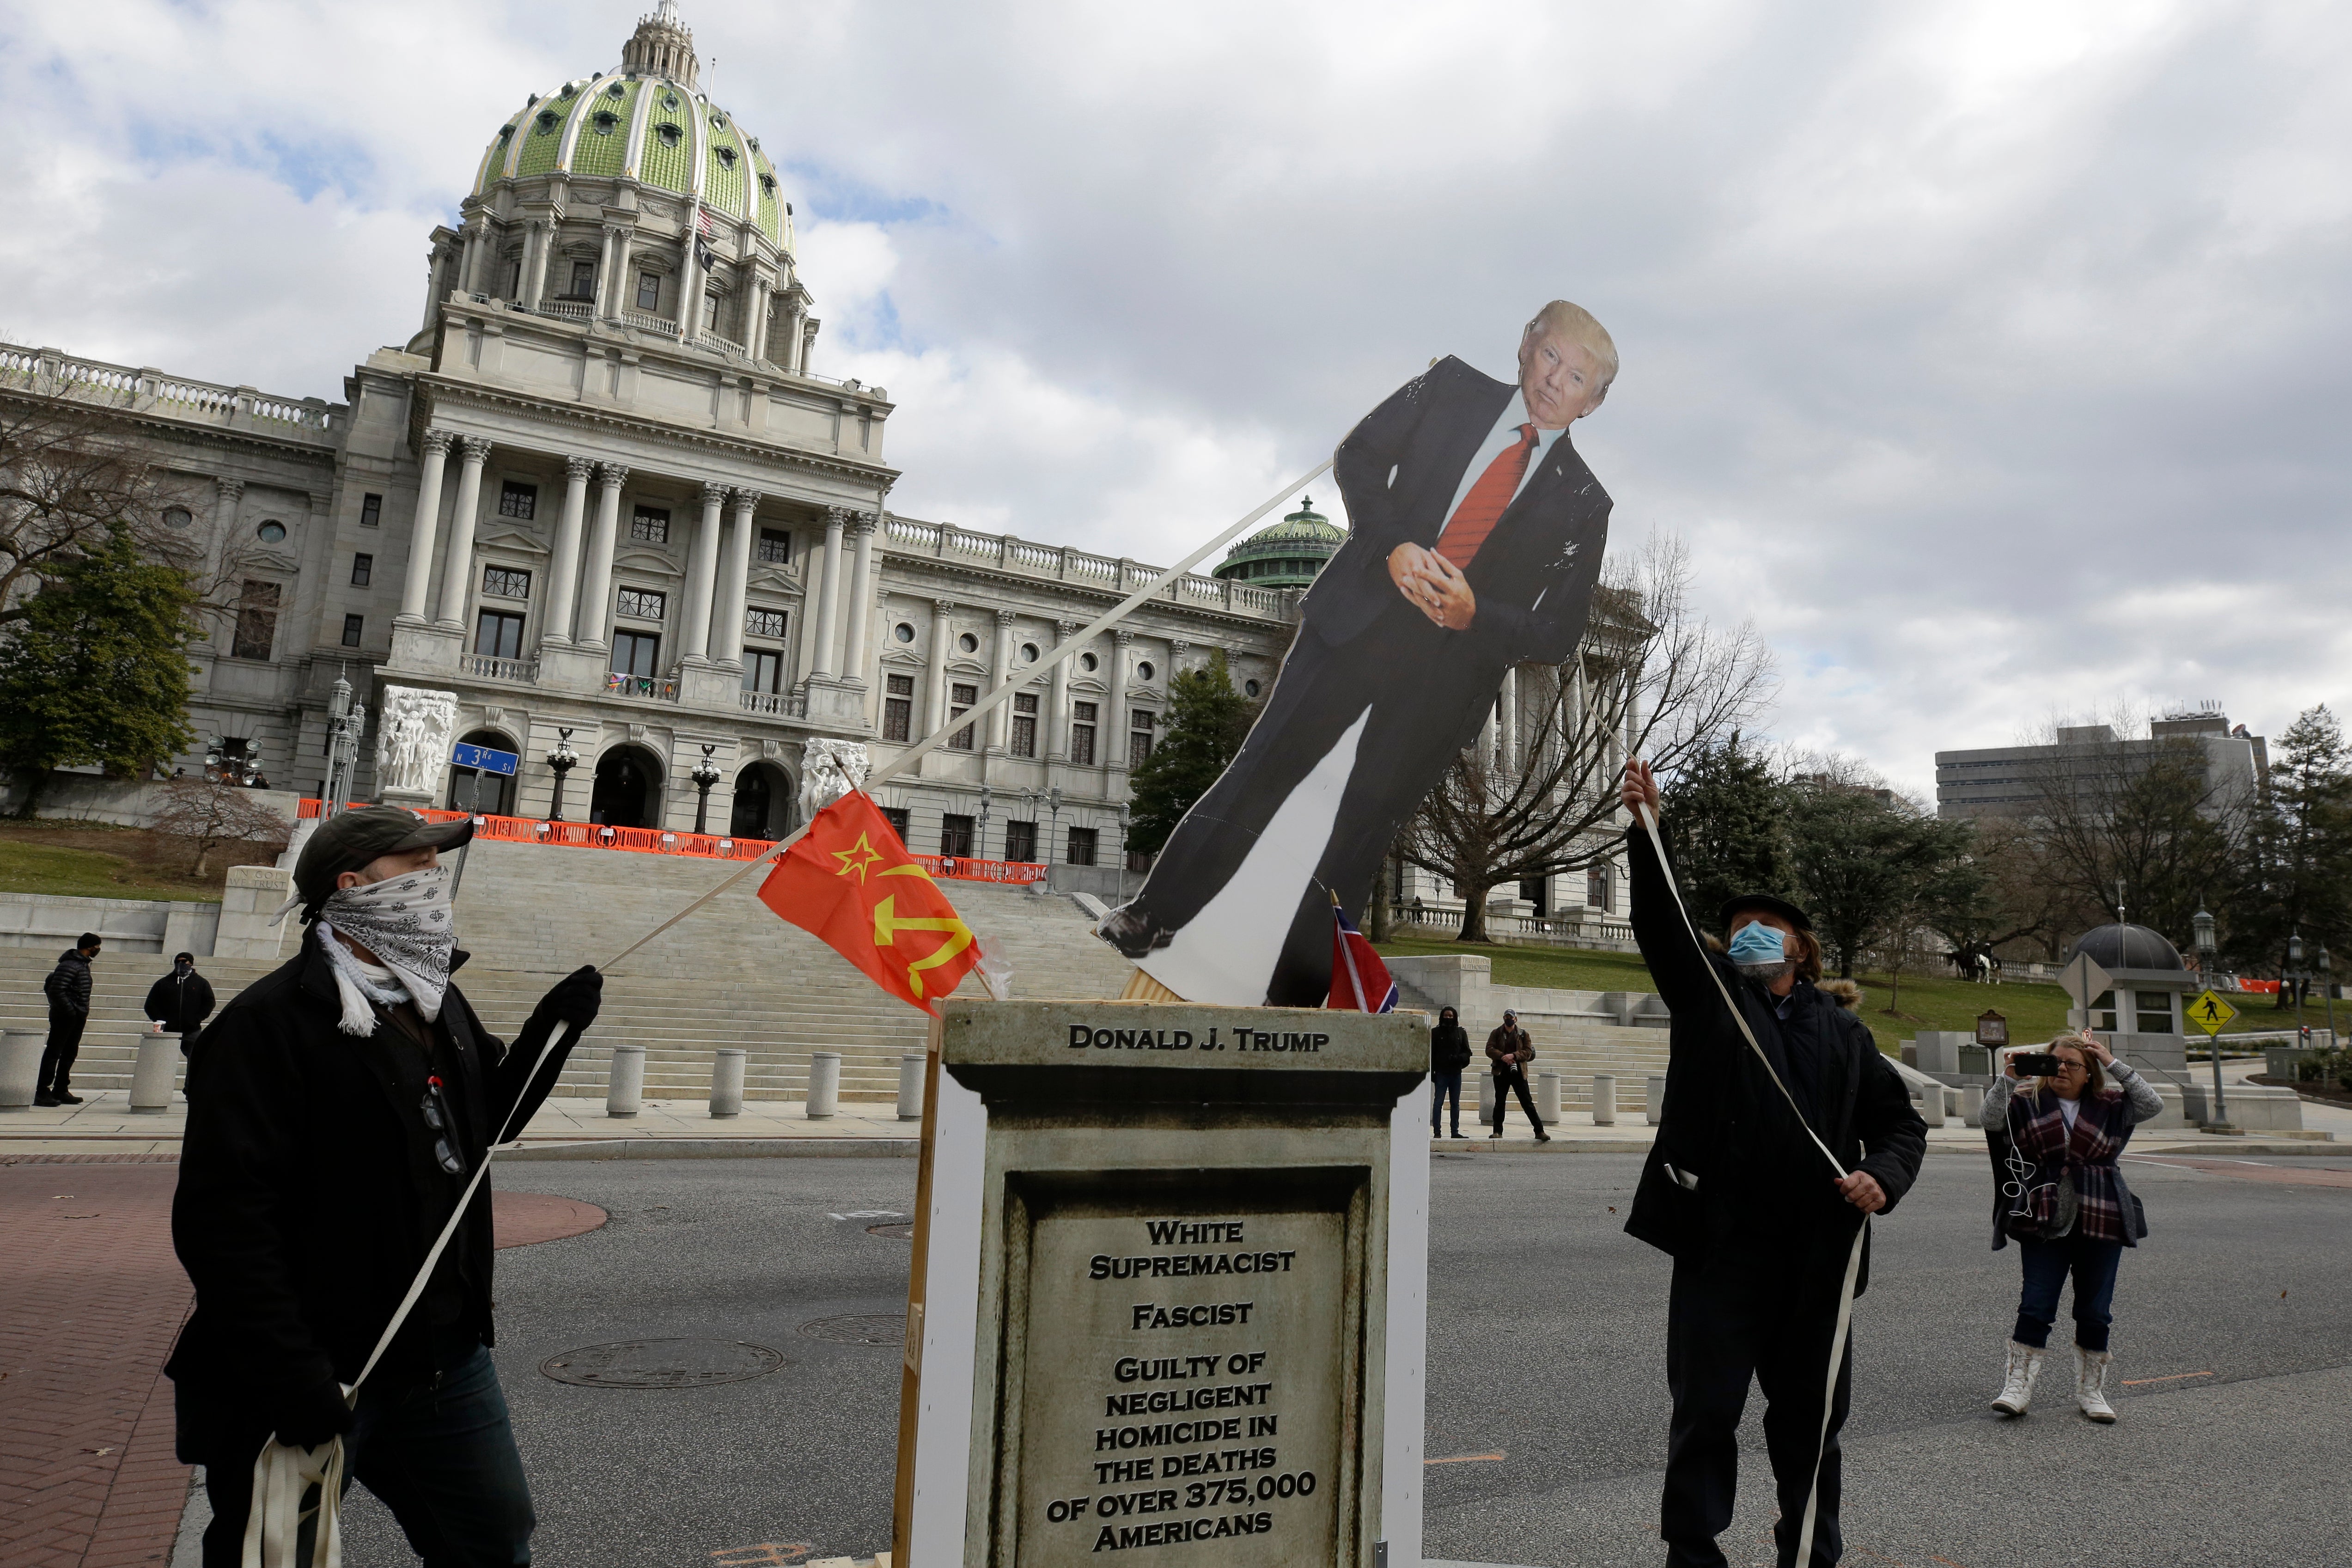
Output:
top-left (2187, 988), bottom-right (2238, 1038)
top-left (451, 741), bottom-right (518, 776)
top-left (2059, 952), bottom-right (2113, 1011)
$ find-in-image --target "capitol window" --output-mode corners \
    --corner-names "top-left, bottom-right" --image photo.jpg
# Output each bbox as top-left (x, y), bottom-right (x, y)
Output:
top-left (536, 110), bottom-right (560, 134)
top-left (756, 528), bottom-right (791, 564)
top-left (636, 272), bottom-right (661, 311)
top-left (716, 146), bottom-right (737, 169)
top-left (957, 632), bottom-right (979, 653)
top-left (1136, 661), bottom-right (1155, 681)
top-left (592, 112), bottom-right (618, 135)
top-left (1079, 652), bottom-right (1098, 672)
top-left (656, 122), bottom-right (682, 148)
top-left (567, 261), bottom-right (596, 297)
top-left (163, 506), bottom-right (192, 529)
top-left (616, 587), bottom-right (666, 621)
top-left (482, 566), bottom-right (531, 600)
top-left (256, 520), bottom-right (286, 543)
top-left (499, 479), bottom-right (537, 519)
top-left (745, 607), bottom-right (786, 639)
top-left (1020, 642), bottom-right (1039, 663)
top-left (893, 622), bottom-right (915, 643)
top-left (629, 505), bottom-right (670, 543)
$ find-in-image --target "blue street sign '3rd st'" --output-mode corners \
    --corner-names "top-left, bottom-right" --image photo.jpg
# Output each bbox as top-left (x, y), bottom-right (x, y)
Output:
top-left (451, 742), bottom-right (519, 776)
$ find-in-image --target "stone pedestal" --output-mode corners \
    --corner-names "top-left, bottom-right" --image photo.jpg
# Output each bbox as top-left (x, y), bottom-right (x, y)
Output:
top-left (896, 999), bottom-right (1427, 1568)
top-left (802, 675), bottom-right (869, 726)
top-left (679, 660), bottom-right (743, 711)
top-left (536, 642), bottom-right (610, 696)
top-left (386, 622), bottom-right (463, 677)
top-left (214, 866), bottom-right (293, 961)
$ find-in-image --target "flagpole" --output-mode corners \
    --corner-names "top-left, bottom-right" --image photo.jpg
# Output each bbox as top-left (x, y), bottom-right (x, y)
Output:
top-left (595, 458), bottom-right (1334, 972)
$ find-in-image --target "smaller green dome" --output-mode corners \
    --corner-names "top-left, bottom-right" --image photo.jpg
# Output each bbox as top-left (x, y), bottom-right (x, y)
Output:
top-left (1213, 495), bottom-right (1346, 589)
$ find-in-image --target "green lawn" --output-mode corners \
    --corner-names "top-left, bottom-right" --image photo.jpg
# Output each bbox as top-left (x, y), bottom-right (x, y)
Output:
top-left (0, 839), bottom-right (222, 902)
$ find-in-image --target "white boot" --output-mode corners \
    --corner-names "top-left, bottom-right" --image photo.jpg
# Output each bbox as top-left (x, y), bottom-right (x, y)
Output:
top-left (2075, 1345), bottom-right (2117, 1422)
top-left (1992, 1340), bottom-right (2044, 1415)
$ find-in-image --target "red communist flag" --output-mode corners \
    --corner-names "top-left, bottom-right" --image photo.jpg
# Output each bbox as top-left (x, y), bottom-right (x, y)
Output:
top-left (756, 790), bottom-right (981, 1015)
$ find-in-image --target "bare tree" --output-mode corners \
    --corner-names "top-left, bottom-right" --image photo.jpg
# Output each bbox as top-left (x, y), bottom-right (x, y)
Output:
top-left (149, 776), bottom-right (291, 878)
top-left (0, 394), bottom-right (210, 622)
top-left (1401, 535), bottom-right (1778, 942)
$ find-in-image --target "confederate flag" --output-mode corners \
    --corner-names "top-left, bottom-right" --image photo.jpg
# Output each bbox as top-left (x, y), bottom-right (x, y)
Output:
top-left (1327, 902), bottom-right (1397, 1013)
top-left (756, 790), bottom-right (981, 1014)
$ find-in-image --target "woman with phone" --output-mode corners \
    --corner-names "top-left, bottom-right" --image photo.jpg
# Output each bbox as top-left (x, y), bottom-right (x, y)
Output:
top-left (1983, 1031), bottom-right (2162, 1422)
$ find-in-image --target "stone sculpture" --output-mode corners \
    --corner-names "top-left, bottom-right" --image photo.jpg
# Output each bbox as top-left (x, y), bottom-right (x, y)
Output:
top-left (798, 738), bottom-right (871, 820)
top-left (375, 686), bottom-right (459, 800)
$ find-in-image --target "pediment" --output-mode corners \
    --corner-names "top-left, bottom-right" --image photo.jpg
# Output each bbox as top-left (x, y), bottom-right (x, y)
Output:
top-left (613, 546), bottom-right (683, 577)
top-left (1069, 676), bottom-right (1108, 696)
top-left (877, 649), bottom-right (925, 669)
top-left (946, 657), bottom-right (990, 677)
top-left (243, 547), bottom-right (301, 574)
top-left (747, 567), bottom-right (802, 595)
top-left (477, 524), bottom-right (549, 558)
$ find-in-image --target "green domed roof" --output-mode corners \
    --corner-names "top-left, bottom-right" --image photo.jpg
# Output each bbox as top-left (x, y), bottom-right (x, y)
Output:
top-left (471, 9), bottom-right (789, 250)
top-left (1213, 496), bottom-right (1346, 588)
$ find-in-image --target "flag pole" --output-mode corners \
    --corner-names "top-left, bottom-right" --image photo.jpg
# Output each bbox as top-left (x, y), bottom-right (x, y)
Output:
top-left (596, 459), bottom-right (1334, 972)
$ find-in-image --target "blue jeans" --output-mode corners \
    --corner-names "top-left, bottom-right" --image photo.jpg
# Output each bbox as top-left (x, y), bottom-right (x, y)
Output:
top-left (1431, 1068), bottom-right (1462, 1133)
top-left (2013, 1234), bottom-right (2124, 1352)
top-left (203, 1341), bottom-right (536, 1566)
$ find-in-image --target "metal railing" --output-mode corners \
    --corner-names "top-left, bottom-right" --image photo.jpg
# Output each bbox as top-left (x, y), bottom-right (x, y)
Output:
top-left (534, 299), bottom-right (594, 323)
top-left (465, 655), bottom-right (539, 683)
top-left (0, 343), bottom-right (339, 435)
top-left (606, 673), bottom-right (680, 702)
top-left (916, 855), bottom-right (1048, 885)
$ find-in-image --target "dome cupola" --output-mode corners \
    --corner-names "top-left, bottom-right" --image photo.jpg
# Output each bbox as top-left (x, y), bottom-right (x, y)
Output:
top-left (621, 0), bottom-right (699, 87)
top-left (1213, 495), bottom-right (1347, 589)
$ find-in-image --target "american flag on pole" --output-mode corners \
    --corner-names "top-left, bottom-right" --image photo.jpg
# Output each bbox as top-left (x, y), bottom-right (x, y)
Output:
top-left (694, 205), bottom-right (719, 270)
top-left (1326, 899), bottom-right (1397, 1013)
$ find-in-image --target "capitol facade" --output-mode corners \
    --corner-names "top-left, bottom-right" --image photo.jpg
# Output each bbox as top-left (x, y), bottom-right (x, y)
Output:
top-left (0, 2), bottom-right (1632, 923)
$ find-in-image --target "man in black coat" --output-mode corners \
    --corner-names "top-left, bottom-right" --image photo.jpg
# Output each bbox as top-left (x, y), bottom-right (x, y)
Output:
top-left (145, 951), bottom-right (217, 1049)
top-left (1620, 761), bottom-right (1926, 1568)
top-left (1101, 302), bottom-right (1617, 1006)
top-left (35, 930), bottom-right (100, 1105)
top-left (167, 806), bottom-right (602, 1567)
top-left (1429, 1004), bottom-right (1472, 1138)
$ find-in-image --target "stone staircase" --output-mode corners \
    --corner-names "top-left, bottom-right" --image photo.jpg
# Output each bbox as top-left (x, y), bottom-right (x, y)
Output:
top-left (0, 839), bottom-right (1137, 1104)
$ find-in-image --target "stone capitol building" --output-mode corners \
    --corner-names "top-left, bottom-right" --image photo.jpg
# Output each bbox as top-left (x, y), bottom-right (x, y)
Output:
top-left (0, 1), bottom-right (1635, 922)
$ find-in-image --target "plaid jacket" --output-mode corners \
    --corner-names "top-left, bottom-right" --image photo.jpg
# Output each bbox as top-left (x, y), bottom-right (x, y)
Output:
top-left (2001, 1086), bottom-right (2142, 1245)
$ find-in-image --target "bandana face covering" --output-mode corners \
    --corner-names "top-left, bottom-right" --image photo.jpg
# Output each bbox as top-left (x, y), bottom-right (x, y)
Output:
top-left (313, 864), bottom-right (457, 1037)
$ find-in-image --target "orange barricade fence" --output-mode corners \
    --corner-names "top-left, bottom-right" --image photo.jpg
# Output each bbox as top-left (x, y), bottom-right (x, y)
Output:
top-left (297, 799), bottom-right (1051, 882)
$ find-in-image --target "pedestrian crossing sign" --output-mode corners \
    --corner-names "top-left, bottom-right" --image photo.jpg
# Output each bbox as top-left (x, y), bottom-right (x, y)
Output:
top-left (2187, 989), bottom-right (2237, 1037)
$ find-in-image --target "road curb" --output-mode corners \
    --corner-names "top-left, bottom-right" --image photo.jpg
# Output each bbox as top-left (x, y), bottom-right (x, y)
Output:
top-left (498, 1137), bottom-right (921, 1160)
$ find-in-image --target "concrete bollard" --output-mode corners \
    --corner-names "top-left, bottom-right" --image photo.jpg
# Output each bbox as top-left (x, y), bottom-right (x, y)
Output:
top-left (1537, 1071), bottom-right (1562, 1123)
top-left (1475, 1069), bottom-right (1495, 1128)
top-left (128, 1032), bottom-right (179, 1114)
top-left (710, 1048), bottom-right (746, 1118)
top-left (1918, 1080), bottom-right (1946, 1128)
top-left (1961, 1086), bottom-right (1987, 1128)
top-left (606, 1045), bottom-right (645, 1118)
top-left (897, 1054), bottom-right (926, 1121)
top-left (1646, 1074), bottom-right (1667, 1125)
top-left (0, 1029), bottom-right (45, 1109)
top-left (1592, 1074), bottom-right (1618, 1126)
top-left (806, 1051), bottom-right (841, 1120)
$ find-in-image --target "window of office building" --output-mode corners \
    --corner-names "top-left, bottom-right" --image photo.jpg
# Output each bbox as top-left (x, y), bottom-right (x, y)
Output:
top-left (482, 566), bottom-right (531, 599)
top-left (743, 648), bottom-right (784, 694)
top-left (940, 814), bottom-right (975, 858)
top-left (475, 609), bottom-right (525, 659)
top-left (231, 580), bottom-right (280, 660)
top-left (1129, 709), bottom-right (1156, 766)
top-left (1004, 820), bottom-right (1037, 863)
top-left (567, 260), bottom-right (596, 298)
top-left (948, 683), bottom-right (978, 751)
top-left (340, 613), bottom-right (364, 648)
top-left (746, 607), bottom-right (787, 639)
top-left (499, 480), bottom-right (537, 519)
top-left (1011, 692), bottom-right (1039, 758)
top-left (610, 628), bottom-right (660, 679)
top-left (883, 673), bottom-right (914, 742)
top-left (1066, 826), bottom-right (1098, 866)
top-left (1070, 701), bottom-right (1097, 766)
top-left (359, 493), bottom-right (382, 528)
top-left (757, 529), bottom-right (791, 564)
top-left (1585, 867), bottom-right (1610, 910)
top-left (629, 505), bottom-right (670, 543)
top-left (616, 587), bottom-right (666, 620)
top-left (350, 552), bottom-right (372, 587)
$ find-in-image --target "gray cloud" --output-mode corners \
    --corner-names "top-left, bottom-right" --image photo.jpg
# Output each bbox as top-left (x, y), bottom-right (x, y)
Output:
top-left (4, 0), bottom-right (2347, 792)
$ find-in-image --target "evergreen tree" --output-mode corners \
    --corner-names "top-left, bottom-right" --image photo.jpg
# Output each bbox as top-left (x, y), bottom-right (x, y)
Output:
top-left (1125, 649), bottom-right (1255, 856)
top-left (0, 526), bottom-right (199, 814)
top-left (2226, 705), bottom-right (2352, 980)
top-left (1659, 732), bottom-right (1790, 918)
top-left (1784, 771), bottom-right (1973, 978)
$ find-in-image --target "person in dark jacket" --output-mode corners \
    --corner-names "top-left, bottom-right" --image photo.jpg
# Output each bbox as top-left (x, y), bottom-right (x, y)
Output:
top-left (1485, 1009), bottom-right (1550, 1141)
top-left (167, 806), bottom-right (603, 1567)
top-left (1429, 1005), bottom-right (1473, 1138)
top-left (145, 952), bottom-right (218, 1049)
top-left (1621, 761), bottom-right (1927, 1568)
top-left (34, 931), bottom-right (101, 1105)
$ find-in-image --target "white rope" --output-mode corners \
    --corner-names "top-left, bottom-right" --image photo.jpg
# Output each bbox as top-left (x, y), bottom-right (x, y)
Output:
top-left (1636, 802), bottom-right (1864, 1568)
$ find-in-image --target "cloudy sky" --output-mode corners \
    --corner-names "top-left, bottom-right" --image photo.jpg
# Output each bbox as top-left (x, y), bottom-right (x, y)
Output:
top-left (4, 0), bottom-right (2347, 793)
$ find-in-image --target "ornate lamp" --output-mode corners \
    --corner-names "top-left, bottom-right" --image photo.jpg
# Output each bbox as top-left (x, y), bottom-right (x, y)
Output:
top-left (690, 744), bottom-right (722, 835)
top-left (545, 728), bottom-right (580, 822)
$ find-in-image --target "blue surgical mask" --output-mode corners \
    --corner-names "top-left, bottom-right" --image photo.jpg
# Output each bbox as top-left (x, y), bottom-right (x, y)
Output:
top-left (1726, 924), bottom-right (1786, 965)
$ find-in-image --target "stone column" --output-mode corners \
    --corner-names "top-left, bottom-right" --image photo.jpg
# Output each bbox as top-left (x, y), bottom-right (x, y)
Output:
top-left (1499, 667), bottom-right (1519, 772)
top-left (574, 463), bottom-right (628, 649)
top-left (810, 506), bottom-right (847, 678)
top-left (421, 245), bottom-right (450, 333)
top-left (457, 219), bottom-right (484, 296)
top-left (679, 226), bottom-right (703, 340)
top-left (987, 609), bottom-right (1016, 752)
top-left (681, 480), bottom-right (726, 665)
top-left (713, 489), bottom-right (758, 669)
top-left (541, 455), bottom-right (592, 649)
top-left (925, 600), bottom-right (954, 734)
top-left (1108, 630), bottom-right (1133, 767)
top-left (520, 218), bottom-right (549, 309)
top-left (785, 304), bottom-right (807, 373)
top-left (600, 225), bottom-right (630, 321)
top-left (433, 436), bottom-right (492, 630)
top-left (840, 512), bottom-right (878, 685)
top-left (1048, 620), bottom-right (1075, 760)
top-left (397, 431), bottom-right (451, 624)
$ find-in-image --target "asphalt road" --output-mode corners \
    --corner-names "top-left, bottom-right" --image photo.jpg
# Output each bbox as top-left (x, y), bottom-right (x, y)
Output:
top-left (329, 1150), bottom-right (2352, 1568)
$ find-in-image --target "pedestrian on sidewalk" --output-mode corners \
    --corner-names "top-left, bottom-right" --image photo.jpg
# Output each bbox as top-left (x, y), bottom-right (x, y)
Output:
top-left (1621, 760), bottom-right (1926, 1568)
top-left (1984, 1031), bottom-right (2160, 1423)
top-left (167, 805), bottom-right (604, 1567)
top-left (1430, 1005), bottom-right (1472, 1138)
top-left (1486, 1008), bottom-right (1549, 1141)
top-left (144, 951), bottom-right (218, 1053)
top-left (34, 931), bottom-right (100, 1106)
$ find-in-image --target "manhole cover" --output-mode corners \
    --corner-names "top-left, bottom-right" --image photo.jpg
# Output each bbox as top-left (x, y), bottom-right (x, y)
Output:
top-left (867, 1221), bottom-right (915, 1239)
top-left (798, 1313), bottom-right (906, 1346)
top-left (540, 1339), bottom-right (784, 1388)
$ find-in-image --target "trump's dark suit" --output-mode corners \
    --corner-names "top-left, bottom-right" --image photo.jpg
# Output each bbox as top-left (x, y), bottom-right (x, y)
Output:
top-left (1112, 355), bottom-right (1614, 1004)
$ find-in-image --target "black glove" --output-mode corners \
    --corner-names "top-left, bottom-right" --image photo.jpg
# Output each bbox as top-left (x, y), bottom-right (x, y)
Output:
top-left (532, 966), bottom-right (603, 1032)
top-left (272, 1376), bottom-right (355, 1449)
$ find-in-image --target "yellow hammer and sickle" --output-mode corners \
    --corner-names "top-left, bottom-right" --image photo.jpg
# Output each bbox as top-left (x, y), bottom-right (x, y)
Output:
top-left (871, 878), bottom-right (975, 1000)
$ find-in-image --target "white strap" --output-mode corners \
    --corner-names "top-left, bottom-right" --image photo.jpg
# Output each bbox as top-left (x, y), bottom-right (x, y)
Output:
top-left (1637, 802), bottom-right (1864, 1568)
top-left (242, 1020), bottom-right (574, 1568)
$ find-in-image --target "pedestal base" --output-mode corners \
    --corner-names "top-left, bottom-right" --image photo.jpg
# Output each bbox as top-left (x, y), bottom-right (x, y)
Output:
top-left (386, 622), bottom-right (463, 677)
top-left (802, 676), bottom-right (869, 726)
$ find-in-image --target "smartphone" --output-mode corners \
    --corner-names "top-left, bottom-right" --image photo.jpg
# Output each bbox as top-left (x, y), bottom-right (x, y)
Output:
top-left (2011, 1051), bottom-right (2063, 1076)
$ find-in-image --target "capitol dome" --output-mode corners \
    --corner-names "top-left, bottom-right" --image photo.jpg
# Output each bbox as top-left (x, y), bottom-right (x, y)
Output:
top-left (1213, 495), bottom-right (1347, 589)
top-left (470, 2), bottom-right (788, 251)
top-left (2070, 923), bottom-right (2186, 973)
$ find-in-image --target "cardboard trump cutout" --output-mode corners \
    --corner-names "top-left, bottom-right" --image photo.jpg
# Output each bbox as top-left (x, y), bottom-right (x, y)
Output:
top-left (1099, 301), bottom-right (1618, 1005)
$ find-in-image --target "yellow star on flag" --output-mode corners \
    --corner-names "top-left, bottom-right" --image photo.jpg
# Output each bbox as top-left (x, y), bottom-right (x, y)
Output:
top-left (830, 831), bottom-right (886, 884)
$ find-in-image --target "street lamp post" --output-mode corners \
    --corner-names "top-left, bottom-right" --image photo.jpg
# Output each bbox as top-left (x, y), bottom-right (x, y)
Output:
top-left (1115, 801), bottom-right (1130, 904)
top-left (690, 744), bottom-right (722, 835)
top-left (2289, 929), bottom-right (2308, 1043)
top-left (1047, 786), bottom-right (1064, 874)
top-left (977, 783), bottom-right (993, 863)
top-left (2323, 946), bottom-right (2339, 1049)
top-left (2193, 905), bottom-right (2227, 1129)
top-left (545, 728), bottom-right (580, 822)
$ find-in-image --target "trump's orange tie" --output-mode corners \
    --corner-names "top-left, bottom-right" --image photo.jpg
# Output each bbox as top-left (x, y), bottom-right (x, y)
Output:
top-left (1435, 423), bottom-right (1538, 570)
